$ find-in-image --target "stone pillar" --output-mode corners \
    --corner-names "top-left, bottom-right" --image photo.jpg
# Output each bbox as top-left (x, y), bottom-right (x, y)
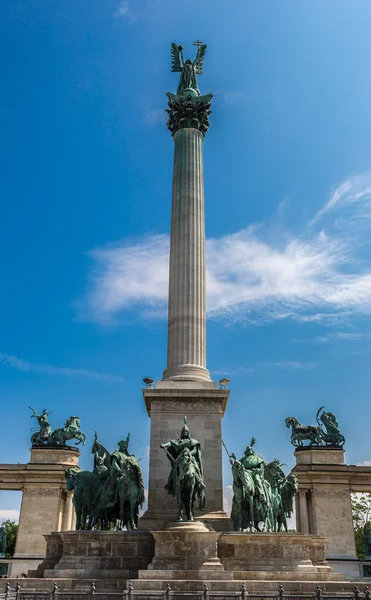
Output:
top-left (293, 447), bottom-right (359, 578)
top-left (142, 387), bottom-right (230, 530)
top-left (298, 489), bottom-right (309, 534)
top-left (163, 127), bottom-right (209, 383)
top-left (61, 491), bottom-right (74, 531)
top-left (11, 446), bottom-right (79, 577)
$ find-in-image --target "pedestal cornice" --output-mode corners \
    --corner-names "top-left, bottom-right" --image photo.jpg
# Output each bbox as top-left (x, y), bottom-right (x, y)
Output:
top-left (142, 387), bottom-right (230, 417)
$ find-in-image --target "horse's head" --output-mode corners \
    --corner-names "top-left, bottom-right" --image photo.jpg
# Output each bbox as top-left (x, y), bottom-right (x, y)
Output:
top-left (65, 467), bottom-right (80, 490)
top-left (65, 416), bottom-right (80, 428)
top-left (285, 417), bottom-right (297, 429)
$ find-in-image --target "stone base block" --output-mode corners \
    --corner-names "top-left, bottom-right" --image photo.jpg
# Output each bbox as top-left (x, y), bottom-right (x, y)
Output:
top-left (218, 532), bottom-right (336, 576)
top-left (38, 531), bottom-right (154, 579)
top-left (138, 569), bottom-right (234, 580)
top-left (149, 521), bottom-right (224, 572)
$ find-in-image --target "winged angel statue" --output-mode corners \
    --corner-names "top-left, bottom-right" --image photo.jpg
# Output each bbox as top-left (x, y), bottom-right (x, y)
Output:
top-left (171, 42), bottom-right (207, 96)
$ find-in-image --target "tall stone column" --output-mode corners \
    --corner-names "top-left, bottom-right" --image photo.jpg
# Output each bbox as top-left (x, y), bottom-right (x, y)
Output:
top-left (163, 126), bottom-right (209, 382)
top-left (142, 82), bottom-right (230, 530)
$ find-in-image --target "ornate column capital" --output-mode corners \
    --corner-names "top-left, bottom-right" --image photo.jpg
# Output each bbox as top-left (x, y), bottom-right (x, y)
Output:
top-left (166, 92), bottom-right (213, 136)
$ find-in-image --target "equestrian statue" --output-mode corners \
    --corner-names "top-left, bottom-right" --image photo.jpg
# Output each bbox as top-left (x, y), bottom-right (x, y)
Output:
top-left (224, 438), bottom-right (298, 533)
top-left (286, 406), bottom-right (345, 447)
top-left (161, 416), bottom-right (205, 521)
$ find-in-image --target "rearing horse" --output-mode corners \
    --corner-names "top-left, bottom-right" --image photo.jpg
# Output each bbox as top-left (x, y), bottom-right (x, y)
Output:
top-left (49, 416), bottom-right (86, 446)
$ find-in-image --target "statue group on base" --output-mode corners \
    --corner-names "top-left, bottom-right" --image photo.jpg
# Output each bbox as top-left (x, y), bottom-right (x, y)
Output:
top-left (285, 407), bottom-right (345, 447)
top-left (30, 407), bottom-right (86, 447)
top-left (65, 433), bottom-right (145, 531)
top-left (225, 438), bottom-right (298, 533)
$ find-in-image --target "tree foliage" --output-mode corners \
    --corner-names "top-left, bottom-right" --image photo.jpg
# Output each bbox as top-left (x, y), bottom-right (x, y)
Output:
top-left (1, 520), bottom-right (18, 558)
top-left (351, 493), bottom-right (371, 560)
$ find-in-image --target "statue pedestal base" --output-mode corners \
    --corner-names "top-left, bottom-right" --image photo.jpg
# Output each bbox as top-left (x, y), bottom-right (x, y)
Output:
top-left (145, 521), bottom-right (225, 575)
top-left (141, 385), bottom-right (230, 531)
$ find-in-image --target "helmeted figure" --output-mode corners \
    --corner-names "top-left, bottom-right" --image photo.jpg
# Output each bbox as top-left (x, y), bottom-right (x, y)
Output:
top-left (161, 417), bottom-right (205, 519)
top-left (91, 433), bottom-right (145, 530)
top-left (235, 438), bottom-right (268, 504)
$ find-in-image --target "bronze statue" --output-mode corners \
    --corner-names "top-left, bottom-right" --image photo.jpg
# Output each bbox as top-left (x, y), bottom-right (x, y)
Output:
top-left (92, 433), bottom-right (145, 530)
top-left (30, 408), bottom-right (86, 447)
top-left (171, 42), bottom-right (207, 96)
top-left (29, 407), bottom-right (53, 445)
top-left (225, 438), bottom-right (297, 533)
top-left (0, 527), bottom-right (6, 558)
top-left (286, 407), bottom-right (345, 447)
top-left (161, 417), bottom-right (205, 521)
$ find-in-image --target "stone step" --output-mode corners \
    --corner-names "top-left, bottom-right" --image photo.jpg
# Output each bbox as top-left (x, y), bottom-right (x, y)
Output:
top-left (130, 579), bottom-right (363, 593)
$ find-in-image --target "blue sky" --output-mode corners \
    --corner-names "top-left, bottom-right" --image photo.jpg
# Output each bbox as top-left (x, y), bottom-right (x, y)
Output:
top-left (2, 0), bottom-right (371, 519)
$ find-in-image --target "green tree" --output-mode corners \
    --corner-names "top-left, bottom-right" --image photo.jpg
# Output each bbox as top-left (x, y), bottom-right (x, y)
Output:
top-left (351, 493), bottom-right (371, 560)
top-left (0, 520), bottom-right (18, 558)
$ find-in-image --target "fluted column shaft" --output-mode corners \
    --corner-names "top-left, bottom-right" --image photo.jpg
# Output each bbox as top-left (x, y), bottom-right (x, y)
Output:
top-left (163, 128), bottom-right (210, 382)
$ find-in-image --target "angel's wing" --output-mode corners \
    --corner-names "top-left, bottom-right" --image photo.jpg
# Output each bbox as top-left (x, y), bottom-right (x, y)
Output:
top-left (171, 42), bottom-right (182, 72)
top-left (193, 44), bottom-right (207, 74)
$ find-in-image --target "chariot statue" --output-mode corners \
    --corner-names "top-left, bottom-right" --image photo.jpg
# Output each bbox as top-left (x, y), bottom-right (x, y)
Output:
top-left (161, 416), bottom-right (205, 521)
top-left (285, 406), bottom-right (345, 447)
top-left (30, 408), bottom-right (86, 447)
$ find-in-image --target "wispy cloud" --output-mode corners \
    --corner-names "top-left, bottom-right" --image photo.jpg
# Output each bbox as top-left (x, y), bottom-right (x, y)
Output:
top-left (80, 172), bottom-right (371, 328)
top-left (114, 0), bottom-right (137, 22)
top-left (0, 353), bottom-right (124, 383)
top-left (143, 108), bottom-right (166, 126)
top-left (211, 89), bottom-right (248, 105)
top-left (212, 362), bottom-right (312, 376)
top-left (295, 332), bottom-right (371, 343)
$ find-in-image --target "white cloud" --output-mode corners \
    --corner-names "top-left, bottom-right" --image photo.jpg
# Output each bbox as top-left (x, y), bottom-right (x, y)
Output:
top-left (143, 108), bottom-right (166, 126)
top-left (356, 461), bottom-right (371, 467)
top-left (0, 353), bottom-right (124, 383)
top-left (114, 0), bottom-right (137, 22)
top-left (296, 332), bottom-right (371, 343)
top-left (80, 173), bottom-right (371, 327)
top-left (212, 362), bottom-right (312, 376)
top-left (0, 510), bottom-right (19, 524)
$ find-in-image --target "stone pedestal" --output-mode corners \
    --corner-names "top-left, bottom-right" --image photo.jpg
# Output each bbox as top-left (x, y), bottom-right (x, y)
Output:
top-left (142, 521), bottom-right (225, 577)
top-left (293, 447), bottom-right (359, 578)
top-left (38, 531), bottom-right (155, 579)
top-left (11, 446), bottom-right (79, 578)
top-left (141, 385), bottom-right (230, 530)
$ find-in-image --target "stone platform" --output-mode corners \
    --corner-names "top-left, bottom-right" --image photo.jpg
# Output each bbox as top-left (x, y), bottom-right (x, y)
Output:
top-left (28, 525), bottom-right (362, 594)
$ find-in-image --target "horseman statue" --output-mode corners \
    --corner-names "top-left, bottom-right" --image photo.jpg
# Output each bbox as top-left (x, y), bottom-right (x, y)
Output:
top-left (224, 438), bottom-right (297, 533)
top-left (30, 408), bottom-right (86, 447)
top-left (65, 432), bottom-right (145, 531)
top-left (161, 416), bottom-right (205, 521)
top-left (93, 433), bottom-right (145, 530)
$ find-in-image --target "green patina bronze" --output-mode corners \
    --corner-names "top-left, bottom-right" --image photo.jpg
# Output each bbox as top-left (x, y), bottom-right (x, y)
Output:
top-left (0, 527), bottom-right (6, 559)
top-left (161, 416), bottom-right (205, 521)
top-left (30, 408), bottom-right (86, 447)
top-left (166, 42), bottom-right (213, 136)
top-left (224, 438), bottom-right (298, 533)
top-left (170, 42), bottom-right (207, 97)
top-left (285, 406), bottom-right (345, 447)
top-left (65, 432), bottom-right (145, 531)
